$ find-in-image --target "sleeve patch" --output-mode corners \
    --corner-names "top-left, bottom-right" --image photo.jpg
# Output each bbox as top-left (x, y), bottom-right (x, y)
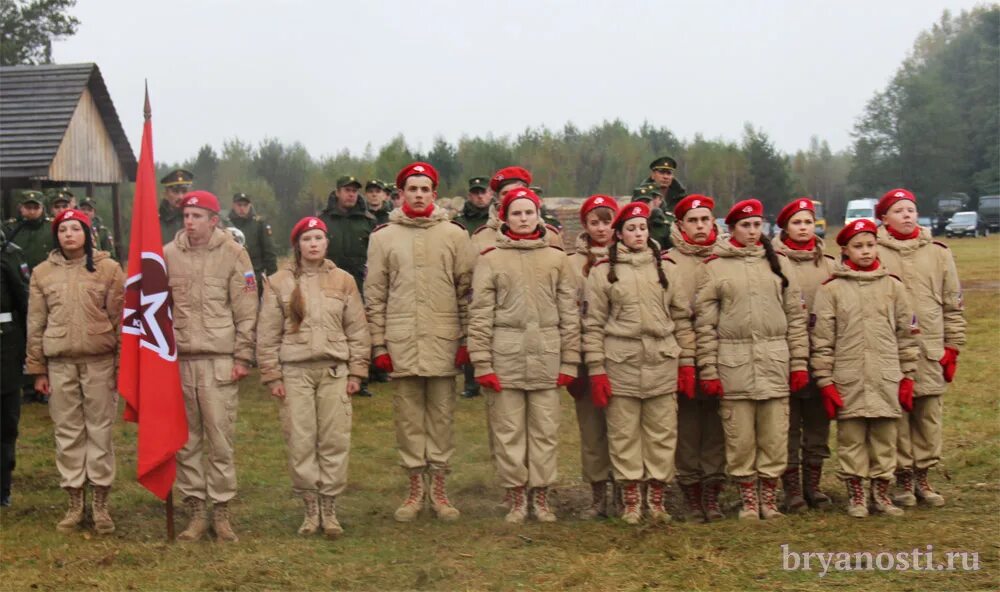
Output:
top-left (243, 271), bottom-right (258, 293)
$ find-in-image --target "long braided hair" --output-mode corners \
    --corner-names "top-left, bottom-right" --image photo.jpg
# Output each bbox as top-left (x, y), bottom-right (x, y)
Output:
top-left (288, 248), bottom-right (306, 333)
top-left (607, 237), bottom-right (669, 290)
top-left (760, 235), bottom-right (789, 289)
top-left (55, 221), bottom-right (96, 272)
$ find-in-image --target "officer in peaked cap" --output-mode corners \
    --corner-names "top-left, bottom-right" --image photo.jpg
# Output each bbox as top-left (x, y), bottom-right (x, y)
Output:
top-left (159, 169), bottom-right (194, 244)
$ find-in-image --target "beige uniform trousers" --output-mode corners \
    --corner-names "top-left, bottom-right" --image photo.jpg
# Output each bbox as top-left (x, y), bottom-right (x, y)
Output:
top-left (787, 394), bottom-right (831, 468)
top-left (896, 395), bottom-right (943, 471)
top-left (676, 396), bottom-right (726, 485)
top-left (488, 388), bottom-right (560, 488)
top-left (393, 376), bottom-right (456, 472)
top-left (176, 357), bottom-right (240, 503)
top-left (47, 356), bottom-right (118, 489)
top-left (836, 417), bottom-right (897, 481)
top-left (720, 397), bottom-right (789, 480)
top-left (279, 363), bottom-right (352, 497)
top-left (606, 394), bottom-right (677, 482)
top-left (574, 394), bottom-right (611, 483)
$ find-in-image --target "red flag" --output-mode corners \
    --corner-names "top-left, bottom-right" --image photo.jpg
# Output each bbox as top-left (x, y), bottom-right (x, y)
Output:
top-left (118, 86), bottom-right (188, 500)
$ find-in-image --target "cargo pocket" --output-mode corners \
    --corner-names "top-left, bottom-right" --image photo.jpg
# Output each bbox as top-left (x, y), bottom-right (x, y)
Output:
top-left (760, 340), bottom-right (791, 395)
top-left (492, 334), bottom-right (523, 384)
top-left (717, 344), bottom-right (751, 395)
top-left (42, 324), bottom-right (68, 355)
top-left (213, 357), bottom-right (236, 386)
top-left (606, 336), bottom-right (641, 394)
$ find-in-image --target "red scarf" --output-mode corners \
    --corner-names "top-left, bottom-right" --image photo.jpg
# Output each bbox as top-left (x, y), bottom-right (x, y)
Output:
top-left (402, 202), bottom-right (434, 218)
top-left (886, 225), bottom-right (919, 240)
top-left (682, 228), bottom-right (718, 246)
top-left (844, 258), bottom-right (881, 272)
top-left (503, 227), bottom-right (542, 241)
top-left (782, 236), bottom-right (816, 251)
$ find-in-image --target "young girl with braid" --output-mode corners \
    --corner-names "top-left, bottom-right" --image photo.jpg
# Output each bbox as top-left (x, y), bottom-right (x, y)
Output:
top-left (257, 217), bottom-right (371, 539)
top-left (583, 202), bottom-right (695, 525)
top-left (694, 199), bottom-right (809, 521)
top-left (771, 198), bottom-right (837, 512)
top-left (566, 195), bottom-right (619, 519)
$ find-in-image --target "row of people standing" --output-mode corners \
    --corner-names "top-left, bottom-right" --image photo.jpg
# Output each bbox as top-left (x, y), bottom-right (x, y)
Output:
top-left (18, 160), bottom-right (963, 539)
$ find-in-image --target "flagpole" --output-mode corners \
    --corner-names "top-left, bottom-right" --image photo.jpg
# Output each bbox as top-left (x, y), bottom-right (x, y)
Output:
top-left (166, 491), bottom-right (175, 541)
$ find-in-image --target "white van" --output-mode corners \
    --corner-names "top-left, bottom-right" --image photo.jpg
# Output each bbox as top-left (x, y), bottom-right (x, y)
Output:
top-left (845, 198), bottom-right (878, 226)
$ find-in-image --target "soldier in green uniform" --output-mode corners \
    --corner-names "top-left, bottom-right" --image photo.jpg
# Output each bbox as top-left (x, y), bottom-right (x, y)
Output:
top-left (228, 192), bottom-right (277, 296)
top-left (1, 230), bottom-right (30, 504)
top-left (159, 169), bottom-right (193, 244)
top-left (530, 185), bottom-right (564, 231)
top-left (632, 184), bottom-right (674, 248)
top-left (78, 198), bottom-right (116, 259)
top-left (455, 176), bottom-right (493, 236)
top-left (3, 192), bottom-right (52, 404)
top-left (3, 191), bottom-right (53, 271)
top-left (46, 188), bottom-right (76, 219)
top-left (387, 183), bottom-right (402, 211)
top-left (645, 156), bottom-right (688, 211)
top-left (364, 179), bottom-right (393, 225)
top-left (318, 175), bottom-right (376, 396)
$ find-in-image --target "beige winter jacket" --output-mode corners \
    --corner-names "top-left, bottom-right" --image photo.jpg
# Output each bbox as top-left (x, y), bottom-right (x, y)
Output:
top-left (26, 250), bottom-right (123, 374)
top-left (810, 262), bottom-right (920, 419)
top-left (694, 240), bottom-right (809, 400)
top-left (257, 259), bottom-right (371, 384)
top-left (364, 206), bottom-right (475, 378)
top-left (164, 227), bottom-right (258, 364)
top-left (877, 226), bottom-right (966, 397)
top-left (583, 243), bottom-right (695, 398)
top-left (468, 233), bottom-right (580, 390)
top-left (470, 204), bottom-right (563, 252)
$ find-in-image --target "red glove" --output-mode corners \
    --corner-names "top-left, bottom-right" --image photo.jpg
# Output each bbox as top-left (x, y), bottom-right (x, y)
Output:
top-left (590, 374), bottom-right (612, 408)
top-left (898, 377), bottom-right (915, 412)
top-left (677, 366), bottom-right (696, 400)
top-left (373, 354), bottom-right (394, 373)
top-left (820, 384), bottom-right (844, 420)
top-left (476, 373), bottom-right (502, 392)
top-left (939, 347), bottom-right (959, 383)
top-left (699, 379), bottom-right (724, 398)
top-left (557, 373), bottom-right (575, 388)
top-left (454, 346), bottom-right (470, 368)
top-left (789, 370), bottom-right (810, 393)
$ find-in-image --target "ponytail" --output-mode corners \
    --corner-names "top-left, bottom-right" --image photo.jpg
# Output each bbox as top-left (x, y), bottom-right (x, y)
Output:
top-left (289, 249), bottom-right (306, 332)
top-left (812, 238), bottom-right (823, 267)
top-left (761, 238), bottom-right (789, 289)
top-left (607, 239), bottom-right (619, 284)
top-left (647, 237), bottom-right (669, 290)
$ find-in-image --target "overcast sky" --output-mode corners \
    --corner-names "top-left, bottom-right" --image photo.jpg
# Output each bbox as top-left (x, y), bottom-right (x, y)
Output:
top-left (54, 0), bottom-right (983, 164)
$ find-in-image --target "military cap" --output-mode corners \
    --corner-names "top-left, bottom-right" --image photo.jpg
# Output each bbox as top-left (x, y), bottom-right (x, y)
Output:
top-left (632, 185), bottom-right (662, 201)
top-left (365, 179), bottom-right (387, 191)
top-left (232, 192), bottom-right (252, 203)
top-left (386, 183), bottom-right (399, 195)
top-left (160, 169), bottom-right (194, 187)
top-left (649, 156), bottom-right (678, 171)
top-left (19, 190), bottom-right (44, 205)
top-left (336, 175), bottom-right (362, 189)
top-left (79, 197), bottom-right (98, 209)
top-left (529, 185), bottom-right (544, 196)
top-left (468, 177), bottom-right (489, 191)
top-left (46, 187), bottom-right (74, 205)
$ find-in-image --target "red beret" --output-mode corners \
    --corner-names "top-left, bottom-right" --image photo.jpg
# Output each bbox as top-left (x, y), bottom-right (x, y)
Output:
top-left (673, 194), bottom-right (715, 220)
top-left (181, 190), bottom-right (221, 214)
top-left (396, 162), bottom-right (438, 189)
top-left (52, 208), bottom-right (91, 233)
top-left (876, 188), bottom-right (916, 219)
top-left (490, 166), bottom-right (532, 192)
top-left (499, 187), bottom-right (541, 221)
top-left (777, 198), bottom-right (815, 228)
top-left (837, 218), bottom-right (879, 246)
top-left (613, 201), bottom-right (651, 228)
top-left (579, 194), bottom-right (620, 223)
top-left (725, 199), bottom-right (764, 225)
top-left (290, 216), bottom-right (328, 245)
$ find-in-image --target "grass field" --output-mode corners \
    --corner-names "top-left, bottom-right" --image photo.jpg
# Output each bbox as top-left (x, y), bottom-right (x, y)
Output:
top-left (2, 234), bottom-right (998, 591)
